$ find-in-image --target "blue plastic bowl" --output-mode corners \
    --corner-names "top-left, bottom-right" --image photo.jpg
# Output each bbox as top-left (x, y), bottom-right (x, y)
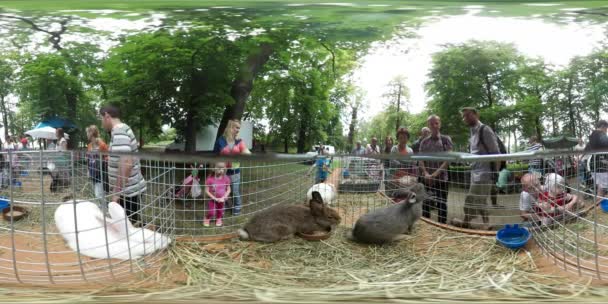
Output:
top-left (601, 199), bottom-right (608, 213)
top-left (0, 197), bottom-right (9, 210)
top-left (496, 224), bottom-right (531, 249)
top-left (13, 181), bottom-right (22, 187)
top-left (342, 169), bottom-right (350, 178)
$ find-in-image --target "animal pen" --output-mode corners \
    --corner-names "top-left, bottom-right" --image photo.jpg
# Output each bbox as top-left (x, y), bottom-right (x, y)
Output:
top-left (0, 149), bottom-right (607, 301)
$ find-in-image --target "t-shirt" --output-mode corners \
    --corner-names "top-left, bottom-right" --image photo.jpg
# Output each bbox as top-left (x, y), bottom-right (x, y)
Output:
top-left (316, 157), bottom-right (330, 181)
top-left (214, 136), bottom-right (248, 174)
top-left (496, 168), bottom-right (510, 189)
top-left (469, 122), bottom-right (499, 174)
top-left (108, 123), bottom-right (146, 197)
top-left (526, 143), bottom-right (544, 169)
top-left (206, 175), bottom-right (231, 200)
top-left (86, 139), bottom-right (109, 183)
top-left (519, 191), bottom-right (536, 212)
top-left (365, 144), bottom-right (380, 155)
top-left (535, 191), bottom-right (573, 217)
top-left (390, 145), bottom-right (415, 177)
top-left (57, 137), bottom-right (68, 151)
top-left (419, 134), bottom-right (453, 181)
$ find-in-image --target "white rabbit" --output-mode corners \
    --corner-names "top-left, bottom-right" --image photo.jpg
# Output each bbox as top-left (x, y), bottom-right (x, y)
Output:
top-left (54, 199), bottom-right (171, 260)
top-left (307, 183), bottom-right (336, 205)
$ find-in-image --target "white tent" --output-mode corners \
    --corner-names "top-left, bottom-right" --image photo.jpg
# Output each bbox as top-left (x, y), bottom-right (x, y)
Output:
top-left (25, 126), bottom-right (57, 140)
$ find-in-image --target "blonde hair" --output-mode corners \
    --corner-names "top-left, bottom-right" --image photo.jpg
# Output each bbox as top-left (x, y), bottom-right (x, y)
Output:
top-left (223, 119), bottom-right (241, 141)
top-left (86, 125), bottom-right (100, 139)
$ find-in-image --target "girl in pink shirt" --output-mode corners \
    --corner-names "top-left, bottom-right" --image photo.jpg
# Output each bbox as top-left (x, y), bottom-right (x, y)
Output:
top-left (204, 162), bottom-right (231, 227)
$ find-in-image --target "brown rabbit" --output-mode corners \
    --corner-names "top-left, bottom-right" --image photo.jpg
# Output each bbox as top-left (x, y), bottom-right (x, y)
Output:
top-left (237, 191), bottom-right (341, 242)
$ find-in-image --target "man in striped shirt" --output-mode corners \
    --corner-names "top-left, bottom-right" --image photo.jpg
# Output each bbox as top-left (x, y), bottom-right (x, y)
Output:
top-left (526, 136), bottom-right (544, 176)
top-left (100, 105), bottom-right (147, 224)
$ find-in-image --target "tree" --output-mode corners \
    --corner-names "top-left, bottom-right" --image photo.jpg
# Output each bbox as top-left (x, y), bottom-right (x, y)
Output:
top-left (426, 41), bottom-right (523, 146)
top-left (102, 30), bottom-right (241, 152)
top-left (0, 55), bottom-right (16, 142)
top-left (249, 37), bottom-right (355, 153)
top-left (382, 75), bottom-right (409, 133)
top-left (513, 58), bottom-right (555, 141)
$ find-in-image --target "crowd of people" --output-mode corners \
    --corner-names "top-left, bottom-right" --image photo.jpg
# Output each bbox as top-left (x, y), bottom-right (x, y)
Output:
top-left (0, 103), bottom-right (605, 230)
top-left (340, 108), bottom-right (608, 229)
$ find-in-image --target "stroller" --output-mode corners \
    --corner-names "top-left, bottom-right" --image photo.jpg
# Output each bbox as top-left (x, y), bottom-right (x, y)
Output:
top-left (174, 163), bottom-right (204, 201)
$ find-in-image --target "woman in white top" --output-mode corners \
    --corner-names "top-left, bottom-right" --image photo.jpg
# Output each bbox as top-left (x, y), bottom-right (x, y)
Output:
top-left (56, 128), bottom-right (68, 151)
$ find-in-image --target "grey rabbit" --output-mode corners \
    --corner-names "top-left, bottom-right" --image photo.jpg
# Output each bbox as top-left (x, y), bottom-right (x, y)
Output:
top-left (347, 183), bottom-right (426, 245)
top-left (237, 191), bottom-right (341, 242)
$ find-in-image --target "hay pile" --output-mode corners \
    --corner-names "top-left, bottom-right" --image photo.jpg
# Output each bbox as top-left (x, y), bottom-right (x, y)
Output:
top-left (1, 222), bottom-right (607, 303)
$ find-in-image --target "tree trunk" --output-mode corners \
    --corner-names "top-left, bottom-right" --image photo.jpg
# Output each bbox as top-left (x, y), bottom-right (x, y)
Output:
top-left (0, 95), bottom-right (9, 141)
top-left (296, 125), bottom-right (306, 154)
top-left (396, 84), bottom-right (401, 131)
top-left (217, 43), bottom-right (274, 140)
top-left (347, 105), bottom-right (358, 149)
top-left (139, 127), bottom-right (144, 149)
top-left (184, 110), bottom-right (197, 153)
top-left (284, 137), bottom-right (289, 154)
top-left (534, 116), bottom-right (543, 142)
top-left (566, 77), bottom-right (577, 137)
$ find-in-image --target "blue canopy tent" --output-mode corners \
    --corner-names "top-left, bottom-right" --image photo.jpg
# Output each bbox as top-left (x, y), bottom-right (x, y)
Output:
top-left (35, 117), bottom-right (77, 130)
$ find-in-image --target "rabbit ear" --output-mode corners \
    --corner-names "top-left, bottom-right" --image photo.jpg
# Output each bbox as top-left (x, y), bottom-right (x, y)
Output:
top-left (311, 191), bottom-right (324, 204)
top-left (107, 202), bottom-right (136, 236)
top-left (309, 191), bottom-right (324, 216)
top-left (407, 192), bottom-right (417, 204)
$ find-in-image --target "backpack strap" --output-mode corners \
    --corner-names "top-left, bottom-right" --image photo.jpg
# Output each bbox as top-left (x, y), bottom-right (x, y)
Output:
top-left (440, 135), bottom-right (449, 152)
top-left (478, 125), bottom-right (489, 155)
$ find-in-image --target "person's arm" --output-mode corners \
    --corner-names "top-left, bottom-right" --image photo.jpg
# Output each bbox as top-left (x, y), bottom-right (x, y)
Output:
top-left (562, 194), bottom-right (579, 212)
top-left (222, 184), bottom-right (231, 202)
top-left (432, 136), bottom-right (453, 177)
top-left (115, 156), bottom-right (133, 194)
top-left (205, 184), bottom-right (217, 201)
top-left (213, 138), bottom-right (223, 154)
top-left (110, 130), bottom-right (134, 201)
top-left (238, 140), bottom-right (252, 155)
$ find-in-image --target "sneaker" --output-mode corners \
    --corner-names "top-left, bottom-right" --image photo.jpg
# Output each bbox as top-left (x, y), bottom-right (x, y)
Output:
top-left (203, 219), bottom-right (210, 227)
top-left (216, 219), bottom-right (223, 227)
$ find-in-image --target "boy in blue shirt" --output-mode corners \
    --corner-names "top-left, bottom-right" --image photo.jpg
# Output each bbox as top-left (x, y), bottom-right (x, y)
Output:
top-left (307, 147), bottom-right (332, 183)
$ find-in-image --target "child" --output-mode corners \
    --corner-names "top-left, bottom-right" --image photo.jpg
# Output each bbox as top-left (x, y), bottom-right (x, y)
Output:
top-left (308, 147), bottom-right (332, 184)
top-left (535, 173), bottom-right (580, 224)
top-left (519, 173), bottom-right (543, 222)
top-left (204, 162), bottom-right (231, 227)
top-left (521, 173), bottom-right (580, 225)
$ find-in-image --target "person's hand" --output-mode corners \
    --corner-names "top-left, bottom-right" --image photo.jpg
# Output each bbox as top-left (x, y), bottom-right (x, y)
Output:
top-left (424, 173), bottom-right (432, 180)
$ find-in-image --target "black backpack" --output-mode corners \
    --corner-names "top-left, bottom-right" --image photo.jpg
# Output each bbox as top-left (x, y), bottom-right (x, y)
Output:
top-left (478, 125), bottom-right (507, 171)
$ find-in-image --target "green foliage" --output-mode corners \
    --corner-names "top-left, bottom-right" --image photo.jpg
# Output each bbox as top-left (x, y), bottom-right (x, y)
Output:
top-left (101, 29), bottom-right (241, 148)
top-left (250, 37), bottom-right (356, 153)
top-left (426, 40), bottom-right (523, 146)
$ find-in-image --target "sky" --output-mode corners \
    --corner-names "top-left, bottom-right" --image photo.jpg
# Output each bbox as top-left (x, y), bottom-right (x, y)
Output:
top-left (353, 7), bottom-right (608, 120)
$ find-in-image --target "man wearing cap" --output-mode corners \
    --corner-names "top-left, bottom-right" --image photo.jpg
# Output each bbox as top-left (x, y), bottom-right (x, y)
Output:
top-left (457, 107), bottom-right (500, 230)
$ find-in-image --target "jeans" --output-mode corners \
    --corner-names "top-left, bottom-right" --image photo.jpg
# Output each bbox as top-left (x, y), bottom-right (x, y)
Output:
top-left (422, 179), bottom-right (448, 224)
top-left (119, 194), bottom-right (141, 224)
top-left (577, 160), bottom-right (587, 185)
top-left (229, 173), bottom-right (242, 215)
top-left (94, 182), bottom-right (106, 211)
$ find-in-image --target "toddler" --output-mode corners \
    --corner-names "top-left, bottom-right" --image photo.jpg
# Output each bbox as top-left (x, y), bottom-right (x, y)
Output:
top-left (204, 162), bottom-right (231, 227)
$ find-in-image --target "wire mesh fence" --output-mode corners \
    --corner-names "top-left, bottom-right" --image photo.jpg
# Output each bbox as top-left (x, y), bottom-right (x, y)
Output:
top-left (0, 148), bottom-right (606, 284)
